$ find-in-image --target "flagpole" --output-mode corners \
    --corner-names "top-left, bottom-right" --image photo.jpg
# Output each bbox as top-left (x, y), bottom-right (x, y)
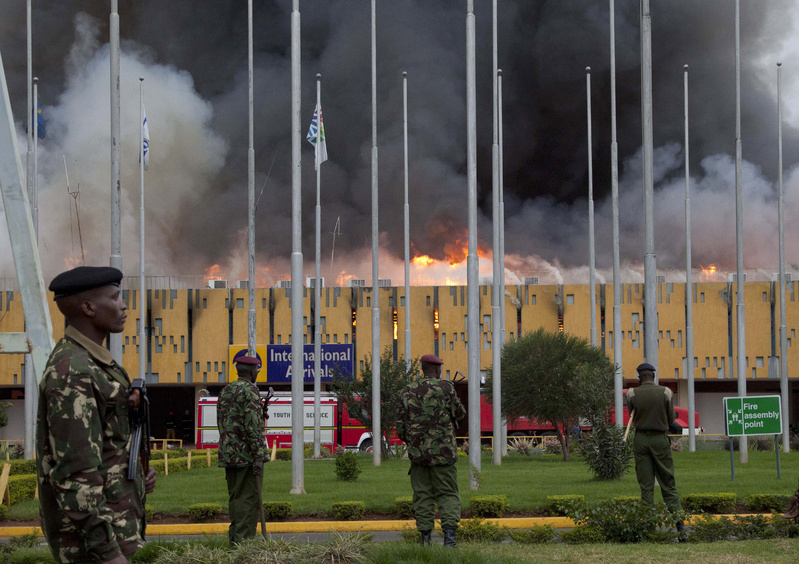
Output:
top-left (777, 62), bottom-right (789, 452)
top-left (587, 67), bottom-right (597, 348)
top-left (684, 65), bottom-right (696, 452)
top-left (289, 0), bottom-right (306, 494)
top-left (33, 78), bottom-right (38, 238)
top-left (610, 0), bottom-right (624, 427)
top-left (403, 71), bottom-right (411, 370)
top-left (466, 0), bottom-right (481, 490)
top-left (491, 0), bottom-right (502, 466)
top-left (247, 0), bottom-right (256, 356)
top-left (370, 0), bottom-right (382, 467)
top-left (498, 68), bottom-right (507, 455)
top-left (24, 0), bottom-right (35, 460)
top-left (313, 74), bottom-right (322, 459)
top-left (734, 0), bottom-right (748, 462)
top-left (640, 0), bottom-right (657, 378)
top-left (109, 0), bottom-right (123, 364)
top-left (139, 78), bottom-right (146, 385)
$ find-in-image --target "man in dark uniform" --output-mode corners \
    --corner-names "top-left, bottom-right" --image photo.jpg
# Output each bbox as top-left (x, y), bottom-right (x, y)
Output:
top-left (627, 362), bottom-right (683, 530)
top-left (217, 356), bottom-right (268, 545)
top-left (36, 266), bottom-right (157, 564)
top-left (397, 354), bottom-right (466, 548)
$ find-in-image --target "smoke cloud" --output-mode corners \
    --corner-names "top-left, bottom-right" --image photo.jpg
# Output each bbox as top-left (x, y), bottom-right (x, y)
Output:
top-left (0, 0), bottom-right (798, 285)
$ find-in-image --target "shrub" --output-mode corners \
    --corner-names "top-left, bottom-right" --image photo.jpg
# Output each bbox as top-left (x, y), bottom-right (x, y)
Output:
top-left (395, 497), bottom-right (414, 519)
top-left (469, 495), bottom-right (507, 518)
top-left (671, 437), bottom-right (685, 451)
top-left (771, 511), bottom-right (799, 538)
top-left (331, 501), bottom-right (365, 521)
top-left (734, 514), bottom-right (779, 540)
top-left (746, 494), bottom-right (791, 513)
top-left (571, 498), bottom-right (685, 543)
top-left (687, 514), bottom-right (736, 542)
top-left (455, 518), bottom-right (508, 543)
top-left (547, 495), bottom-right (585, 516)
top-left (6, 460), bottom-right (36, 476)
top-left (579, 421), bottom-right (633, 481)
top-left (263, 501), bottom-right (293, 521)
top-left (8, 474), bottom-right (37, 505)
top-left (560, 525), bottom-right (603, 544)
top-left (145, 504), bottom-right (154, 522)
top-left (682, 493), bottom-right (736, 514)
top-left (275, 449), bottom-right (292, 461)
top-left (400, 526), bottom-right (421, 544)
top-left (150, 456), bottom-right (192, 476)
top-left (542, 436), bottom-right (562, 454)
top-left (335, 451), bottom-right (362, 482)
top-left (753, 437), bottom-right (775, 452)
top-left (0, 504), bottom-right (7, 521)
top-left (509, 437), bottom-right (535, 456)
top-left (187, 503), bottom-right (221, 522)
top-left (508, 525), bottom-right (556, 544)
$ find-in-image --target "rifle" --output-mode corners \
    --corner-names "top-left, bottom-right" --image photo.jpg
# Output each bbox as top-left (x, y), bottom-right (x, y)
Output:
top-left (256, 387), bottom-right (274, 539)
top-left (127, 378), bottom-right (151, 537)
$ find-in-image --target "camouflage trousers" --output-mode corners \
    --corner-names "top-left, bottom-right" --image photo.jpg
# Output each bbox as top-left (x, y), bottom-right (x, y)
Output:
top-left (633, 431), bottom-right (681, 513)
top-left (225, 466), bottom-right (260, 544)
top-left (409, 462), bottom-right (461, 531)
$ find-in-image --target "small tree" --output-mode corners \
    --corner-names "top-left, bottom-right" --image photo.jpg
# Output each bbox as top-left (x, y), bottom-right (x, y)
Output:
top-left (330, 348), bottom-right (420, 458)
top-left (485, 328), bottom-right (615, 461)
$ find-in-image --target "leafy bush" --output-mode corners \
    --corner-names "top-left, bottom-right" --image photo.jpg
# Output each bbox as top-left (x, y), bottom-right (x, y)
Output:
top-left (734, 514), bottom-right (779, 540)
top-left (455, 518), bottom-right (508, 543)
top-left (746, 494), bottom-right (791, 513)
top-left (6, 460), bottom-right (36, 475)
top-left (771, 511), bottom-right (799, 538)
top-left (508, 525), bottom-right (556, 544)
top-left (579, 421), bottom-right (633, 481)
top-left (145, 504), bottom-right (154, 522)
top-left (571, 498), bottom-right (685, 543)
top-left (395, 497), bottom-right (413, 519)
top-left (0, 504), bottom-right (7, 521)
top-left (509, 437), bottom-right (536, 456)
top-left (469, 495), bottom-right (507, 518)
top-left (8, 475), bottom-right (36, 505)
top-left (560, 525), bottom-right (603, 544)
top-left (150, 456), bottom-right (191, 476)
top-left (331, 501), bottom-right (365, 521)
top-left (263, 501), bottom-right (293, 521)
top-left (187, 503), bottom-right (221, 522)
top-left (335, 451), bottom-right (362, 482)
top-left (542, 436), bottom-right (562, 455)
top-left (682, 493), bottom-right (736, 514)
top-left (275, 449), bottom-right (292, 461)
top-left (547, 495), bottom-right (585, 516)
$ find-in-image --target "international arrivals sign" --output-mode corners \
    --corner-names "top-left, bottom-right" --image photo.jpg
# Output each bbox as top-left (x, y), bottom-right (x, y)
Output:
top-left (228, 344), bottom-right (354, 383)
top-left (723, 395), bottom-right (783, 437)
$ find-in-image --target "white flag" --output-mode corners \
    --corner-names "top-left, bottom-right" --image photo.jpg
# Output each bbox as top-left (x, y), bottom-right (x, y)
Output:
top-left (141, 105), bottom-right (150, 171)
top-left (306, 104), bottom-right (328, 169)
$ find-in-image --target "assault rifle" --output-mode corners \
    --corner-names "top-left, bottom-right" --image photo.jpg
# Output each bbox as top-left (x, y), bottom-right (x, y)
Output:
top-left (127, 378), bottom-right (151, 536)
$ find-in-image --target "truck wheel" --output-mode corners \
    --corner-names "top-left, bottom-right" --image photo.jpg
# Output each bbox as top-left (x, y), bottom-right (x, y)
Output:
top-left (359, 438), bottom-right (373, 453)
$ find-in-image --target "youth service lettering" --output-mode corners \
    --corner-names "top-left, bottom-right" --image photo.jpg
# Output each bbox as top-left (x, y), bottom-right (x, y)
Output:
top-left (266, 344), bottom-right (353, 384)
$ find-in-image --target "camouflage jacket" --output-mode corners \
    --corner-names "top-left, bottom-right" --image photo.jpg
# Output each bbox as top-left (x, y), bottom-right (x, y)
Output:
top-left (397, 378), bottom-right (466, 466)
top-left (36, 326), bottom-right (145, 564)
top-left (217, 379), bottom-right (268, 467)
top-left (627, 381), bottom-right (676, 432)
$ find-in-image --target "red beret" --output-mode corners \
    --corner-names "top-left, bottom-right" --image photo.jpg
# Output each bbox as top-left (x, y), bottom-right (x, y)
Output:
top-left (420, 354), bottom-right (443, 365)
top-left (235, 355), bottom-right (261, 366)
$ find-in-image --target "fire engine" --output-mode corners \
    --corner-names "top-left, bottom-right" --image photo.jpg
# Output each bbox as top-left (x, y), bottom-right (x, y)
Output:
top-left (196, 391), bottom-right (399, 452)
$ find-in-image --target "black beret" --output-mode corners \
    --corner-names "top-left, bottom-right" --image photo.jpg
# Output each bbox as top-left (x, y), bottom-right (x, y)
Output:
top-left (49, 266), bottom-right (123, 299)
top-left (636, 362), bottom-right (657, 372)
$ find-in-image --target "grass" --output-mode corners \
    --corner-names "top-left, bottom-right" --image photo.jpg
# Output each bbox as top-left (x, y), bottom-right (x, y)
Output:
top-left (10, 449), bottom-right (797, 519)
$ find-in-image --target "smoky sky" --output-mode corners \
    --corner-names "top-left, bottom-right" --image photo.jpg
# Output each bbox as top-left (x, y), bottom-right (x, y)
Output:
top-left (1, 0), bottom-right (798, 283)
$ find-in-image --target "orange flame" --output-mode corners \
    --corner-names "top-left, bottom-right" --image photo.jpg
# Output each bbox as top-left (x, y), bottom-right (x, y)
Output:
top-left (412, 255), bottom-right (436, 267)
top-left (699, 263), bottom-right (725, 282)
top-left (203, 264), bottom-right (222, 281)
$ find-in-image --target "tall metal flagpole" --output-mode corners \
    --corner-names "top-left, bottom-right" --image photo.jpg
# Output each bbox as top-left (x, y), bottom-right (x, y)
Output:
top-left (610, 0), bottom-right (623, 426)
top-left (289, 0), bottom-right (306, 494)
top-left (777, 62), bottom-right (789, 452)
top-left (466, 0), bottom-right (481, 490)
top-left (247, 0), bottom-right (256, 356)
top-left (313, 74), bottom-right (322, 459)
top-left (498, 68), bottom-right (507, 455)
top-left (403, 71), bottom-right (411, 370)
top-left (640, 0), bottom-right (657, 378)
top-left (109, 0), bottom-right (122, 364)
top-left (684, 65), bottom-right (696, 452)
top-left (24, 0), bottom-right (34, 458)
top-left (370, 0), bottom-right (382, 467)
top-left (33, 78), bottom-right (38, 237)
top-left (491, 0), bottom-right (502, 466)
top-left (139, 78), bottom-right (146, 386)
top-left (587, 68), bottom-right (597, 348)
top-left (734, 0), bottom-right (748, 462)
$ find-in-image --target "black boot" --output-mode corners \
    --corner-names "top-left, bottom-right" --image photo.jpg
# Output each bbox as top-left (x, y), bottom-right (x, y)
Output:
top-left (443, 528), bottom-right (457, 548)
top-left (419, 530), bottom-right (432, 546)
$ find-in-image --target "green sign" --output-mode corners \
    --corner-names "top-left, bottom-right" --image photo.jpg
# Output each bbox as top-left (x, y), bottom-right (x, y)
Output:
top-left (724, 396), bottom-right (782, 436)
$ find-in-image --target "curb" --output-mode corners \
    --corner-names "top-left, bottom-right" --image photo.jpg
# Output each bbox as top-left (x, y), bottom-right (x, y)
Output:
top-left (0, 514), bottom-right (764, 538)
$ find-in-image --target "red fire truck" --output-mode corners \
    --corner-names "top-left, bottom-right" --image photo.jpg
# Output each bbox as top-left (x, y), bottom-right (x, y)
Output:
top-left (196, 391), bottom-right (400, 452)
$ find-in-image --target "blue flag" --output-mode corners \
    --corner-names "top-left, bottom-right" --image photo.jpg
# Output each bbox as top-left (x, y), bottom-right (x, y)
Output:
top-left (36, 98), bottom-right (45, 139)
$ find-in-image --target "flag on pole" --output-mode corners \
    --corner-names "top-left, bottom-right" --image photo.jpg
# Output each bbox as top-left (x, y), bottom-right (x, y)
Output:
top-left (306, 104), bottom-right (328, 169)
top-left (36, 98), bottom-right (46, 139)
top-left (141, 105), bottom-right (150, 171)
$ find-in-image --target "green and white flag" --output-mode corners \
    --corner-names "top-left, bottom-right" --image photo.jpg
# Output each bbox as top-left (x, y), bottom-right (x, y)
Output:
top-left (306, 104), bottom-right (328, 169)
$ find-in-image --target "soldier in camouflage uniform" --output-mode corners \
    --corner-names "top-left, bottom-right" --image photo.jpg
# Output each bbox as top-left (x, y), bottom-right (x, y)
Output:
top-left (397, 354), bottom-right (466, 548)
top-left (217, 355), bottom-right (269, 544)
top-left (36, 266), bottom-right (157, 564)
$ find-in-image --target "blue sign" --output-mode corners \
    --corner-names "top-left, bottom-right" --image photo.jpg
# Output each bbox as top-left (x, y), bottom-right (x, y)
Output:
top-left (265, 344), bottom-right (353, 384)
